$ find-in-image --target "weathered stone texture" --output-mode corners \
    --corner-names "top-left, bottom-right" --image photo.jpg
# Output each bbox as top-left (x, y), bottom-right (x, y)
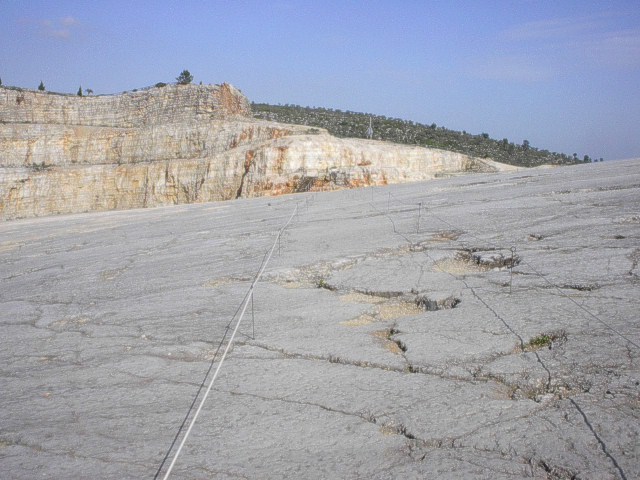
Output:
top-left (0, 82), bottom-right (250, 127)
top-left (233, 135), bottom-right (512, 197)
top-left (1, 160), bottom-right (638, 479)
top-left (0, 83), bottom-right (516, 220)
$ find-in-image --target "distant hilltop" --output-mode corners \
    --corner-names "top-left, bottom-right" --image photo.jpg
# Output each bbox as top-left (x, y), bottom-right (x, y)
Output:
top-left (253, 104), bottom-right (600, 167)
top-left (1, 83), bottom-right (517, 220)
top-left (0, 82), bottom-right (251, 126)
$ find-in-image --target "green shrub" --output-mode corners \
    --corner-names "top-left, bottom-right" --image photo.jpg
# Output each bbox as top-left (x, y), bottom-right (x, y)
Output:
top-left (176, 70), bottom-right (193, 85)
top-left (251, 104), bottom-right (594, 167)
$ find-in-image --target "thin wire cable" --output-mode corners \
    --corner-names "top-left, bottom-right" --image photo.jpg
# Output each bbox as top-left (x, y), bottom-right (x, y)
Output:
top-left (420, 199), bottom-right (639, 350)
top-left (152, 295), bottom-right (248, 480)
top-left (518, 257), bottom-right (640, 350)
top-left (153, 244), bottom-right (277, 478)
top-left (381, 187), bottom-right (630, 478)
top-left (159, 204), bottom-right (299, 480)
top-left (397, 184), bottom-right (623, 329)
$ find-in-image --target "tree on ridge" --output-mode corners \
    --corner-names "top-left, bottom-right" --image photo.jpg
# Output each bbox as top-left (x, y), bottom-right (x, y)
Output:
top-left (176, 70), bottom-right (193, 85)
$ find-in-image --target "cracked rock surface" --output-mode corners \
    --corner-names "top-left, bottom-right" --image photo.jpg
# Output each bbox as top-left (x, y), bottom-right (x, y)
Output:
top-left (1, 160), bottom-right (639, 479)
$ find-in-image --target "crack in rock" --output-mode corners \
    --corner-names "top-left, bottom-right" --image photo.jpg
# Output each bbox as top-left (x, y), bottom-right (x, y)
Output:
top-left (455, 248), bottom-right (521, 270)
top-left (536, 458), bottom-right (581, 479)
top-left (223, 388), bottom-right (419, 442)
top-left (235, 341), bottom-right (488, 385)
top-left (559, 283), bottom-right (600, 292)
top-left (237, 340), bottom-right (407, 374)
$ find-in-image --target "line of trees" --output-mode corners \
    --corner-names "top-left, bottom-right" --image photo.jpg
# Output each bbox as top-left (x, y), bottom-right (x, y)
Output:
top-left (252, 103), bottom-right (600, 167)
top-left (1, 69), bottom-right (195, 96)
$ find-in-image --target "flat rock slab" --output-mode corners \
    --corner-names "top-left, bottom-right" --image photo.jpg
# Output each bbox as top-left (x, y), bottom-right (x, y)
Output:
top-left (1, 160), bottom-right (639, 479)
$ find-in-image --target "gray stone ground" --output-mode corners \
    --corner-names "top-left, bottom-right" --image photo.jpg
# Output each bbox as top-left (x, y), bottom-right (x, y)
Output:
top-left (1, 160), bottom-right (639, 479)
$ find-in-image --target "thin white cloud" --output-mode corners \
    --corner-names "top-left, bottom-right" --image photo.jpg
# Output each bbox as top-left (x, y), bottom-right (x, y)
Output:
top-left (587, 29), bottom-right (640, 69)
top-left (61, 16), bottom-right (79, 27)
top-left (43, 17), bottom-right (81, 40)
top-left (468, 54), bottom-right (554, 83)
top-left (503, 16), bottom-right (599, 41)
top-left (18, 16), bottom-right (82, 40)
top-left (470, 12), bottom-right (640, 82)
top-left (46, 27), bottom-right (72, 39)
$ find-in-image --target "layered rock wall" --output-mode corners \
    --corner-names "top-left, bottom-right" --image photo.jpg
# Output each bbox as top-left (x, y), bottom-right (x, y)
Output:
top-left (0, 121), bottom-right (297, 167)
top-left (233, 135), bottom-right (506, 197)
top-left (1, 84), bottom-right (516, 220)
top-left (0, 83), bottom-right (250, 127)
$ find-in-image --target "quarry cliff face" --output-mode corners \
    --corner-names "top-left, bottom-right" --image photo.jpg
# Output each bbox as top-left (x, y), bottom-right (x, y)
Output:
top-left (0, 83), bottom-right (516, 220)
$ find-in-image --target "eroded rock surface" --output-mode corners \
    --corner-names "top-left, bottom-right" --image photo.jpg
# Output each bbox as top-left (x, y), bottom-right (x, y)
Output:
top-left (0, 160), bottom-right (638, 478)
top-left (1, 84), bottom-right (516, 220)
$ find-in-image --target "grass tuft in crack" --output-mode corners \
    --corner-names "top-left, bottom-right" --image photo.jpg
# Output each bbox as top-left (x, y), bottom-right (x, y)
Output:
top-left (316, 278), bottom-right (337, 291)
top-left (522, 330), bottom-right (567, 352)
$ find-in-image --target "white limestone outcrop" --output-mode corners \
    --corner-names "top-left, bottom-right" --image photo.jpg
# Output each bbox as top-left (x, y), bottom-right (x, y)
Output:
top-left (0, 83), bottom-right (516, 220)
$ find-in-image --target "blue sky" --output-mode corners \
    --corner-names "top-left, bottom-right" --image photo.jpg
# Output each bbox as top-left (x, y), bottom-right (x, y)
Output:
top-left (2, 0), bottom-right (639, 160)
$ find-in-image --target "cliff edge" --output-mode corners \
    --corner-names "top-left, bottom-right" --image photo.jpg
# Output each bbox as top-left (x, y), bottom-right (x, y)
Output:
top-left (0, 83), bottom-right (517, 220)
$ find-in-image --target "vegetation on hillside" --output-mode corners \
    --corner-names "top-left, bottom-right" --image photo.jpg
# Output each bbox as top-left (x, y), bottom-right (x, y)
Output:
top-left (0, 76), bottom-right (602, 166)
top-left (252, 103), bottom-right (600, 167)
top-left (176, 70), bottom-right (194, 85)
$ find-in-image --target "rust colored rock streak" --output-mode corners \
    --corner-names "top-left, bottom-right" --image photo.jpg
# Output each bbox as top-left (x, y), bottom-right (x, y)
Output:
top-left (236, 150), bottom-right (256, 198)
top-left (214, 83), bottom-right (252, 117)
top-left (0, 84), bottom-right (519, 220)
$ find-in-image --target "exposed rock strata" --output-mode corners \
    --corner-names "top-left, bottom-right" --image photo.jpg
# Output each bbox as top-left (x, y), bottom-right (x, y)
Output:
top-left (1, 160), bottom-right (638, 478)
top-left (1, 84), bottom-right (516, 220)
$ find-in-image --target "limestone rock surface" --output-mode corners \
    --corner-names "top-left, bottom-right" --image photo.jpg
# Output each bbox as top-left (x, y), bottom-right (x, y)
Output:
top-left (1, 84), bottom-right (516, 220)
top-left (1, 160), bottom-right (638, 479)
